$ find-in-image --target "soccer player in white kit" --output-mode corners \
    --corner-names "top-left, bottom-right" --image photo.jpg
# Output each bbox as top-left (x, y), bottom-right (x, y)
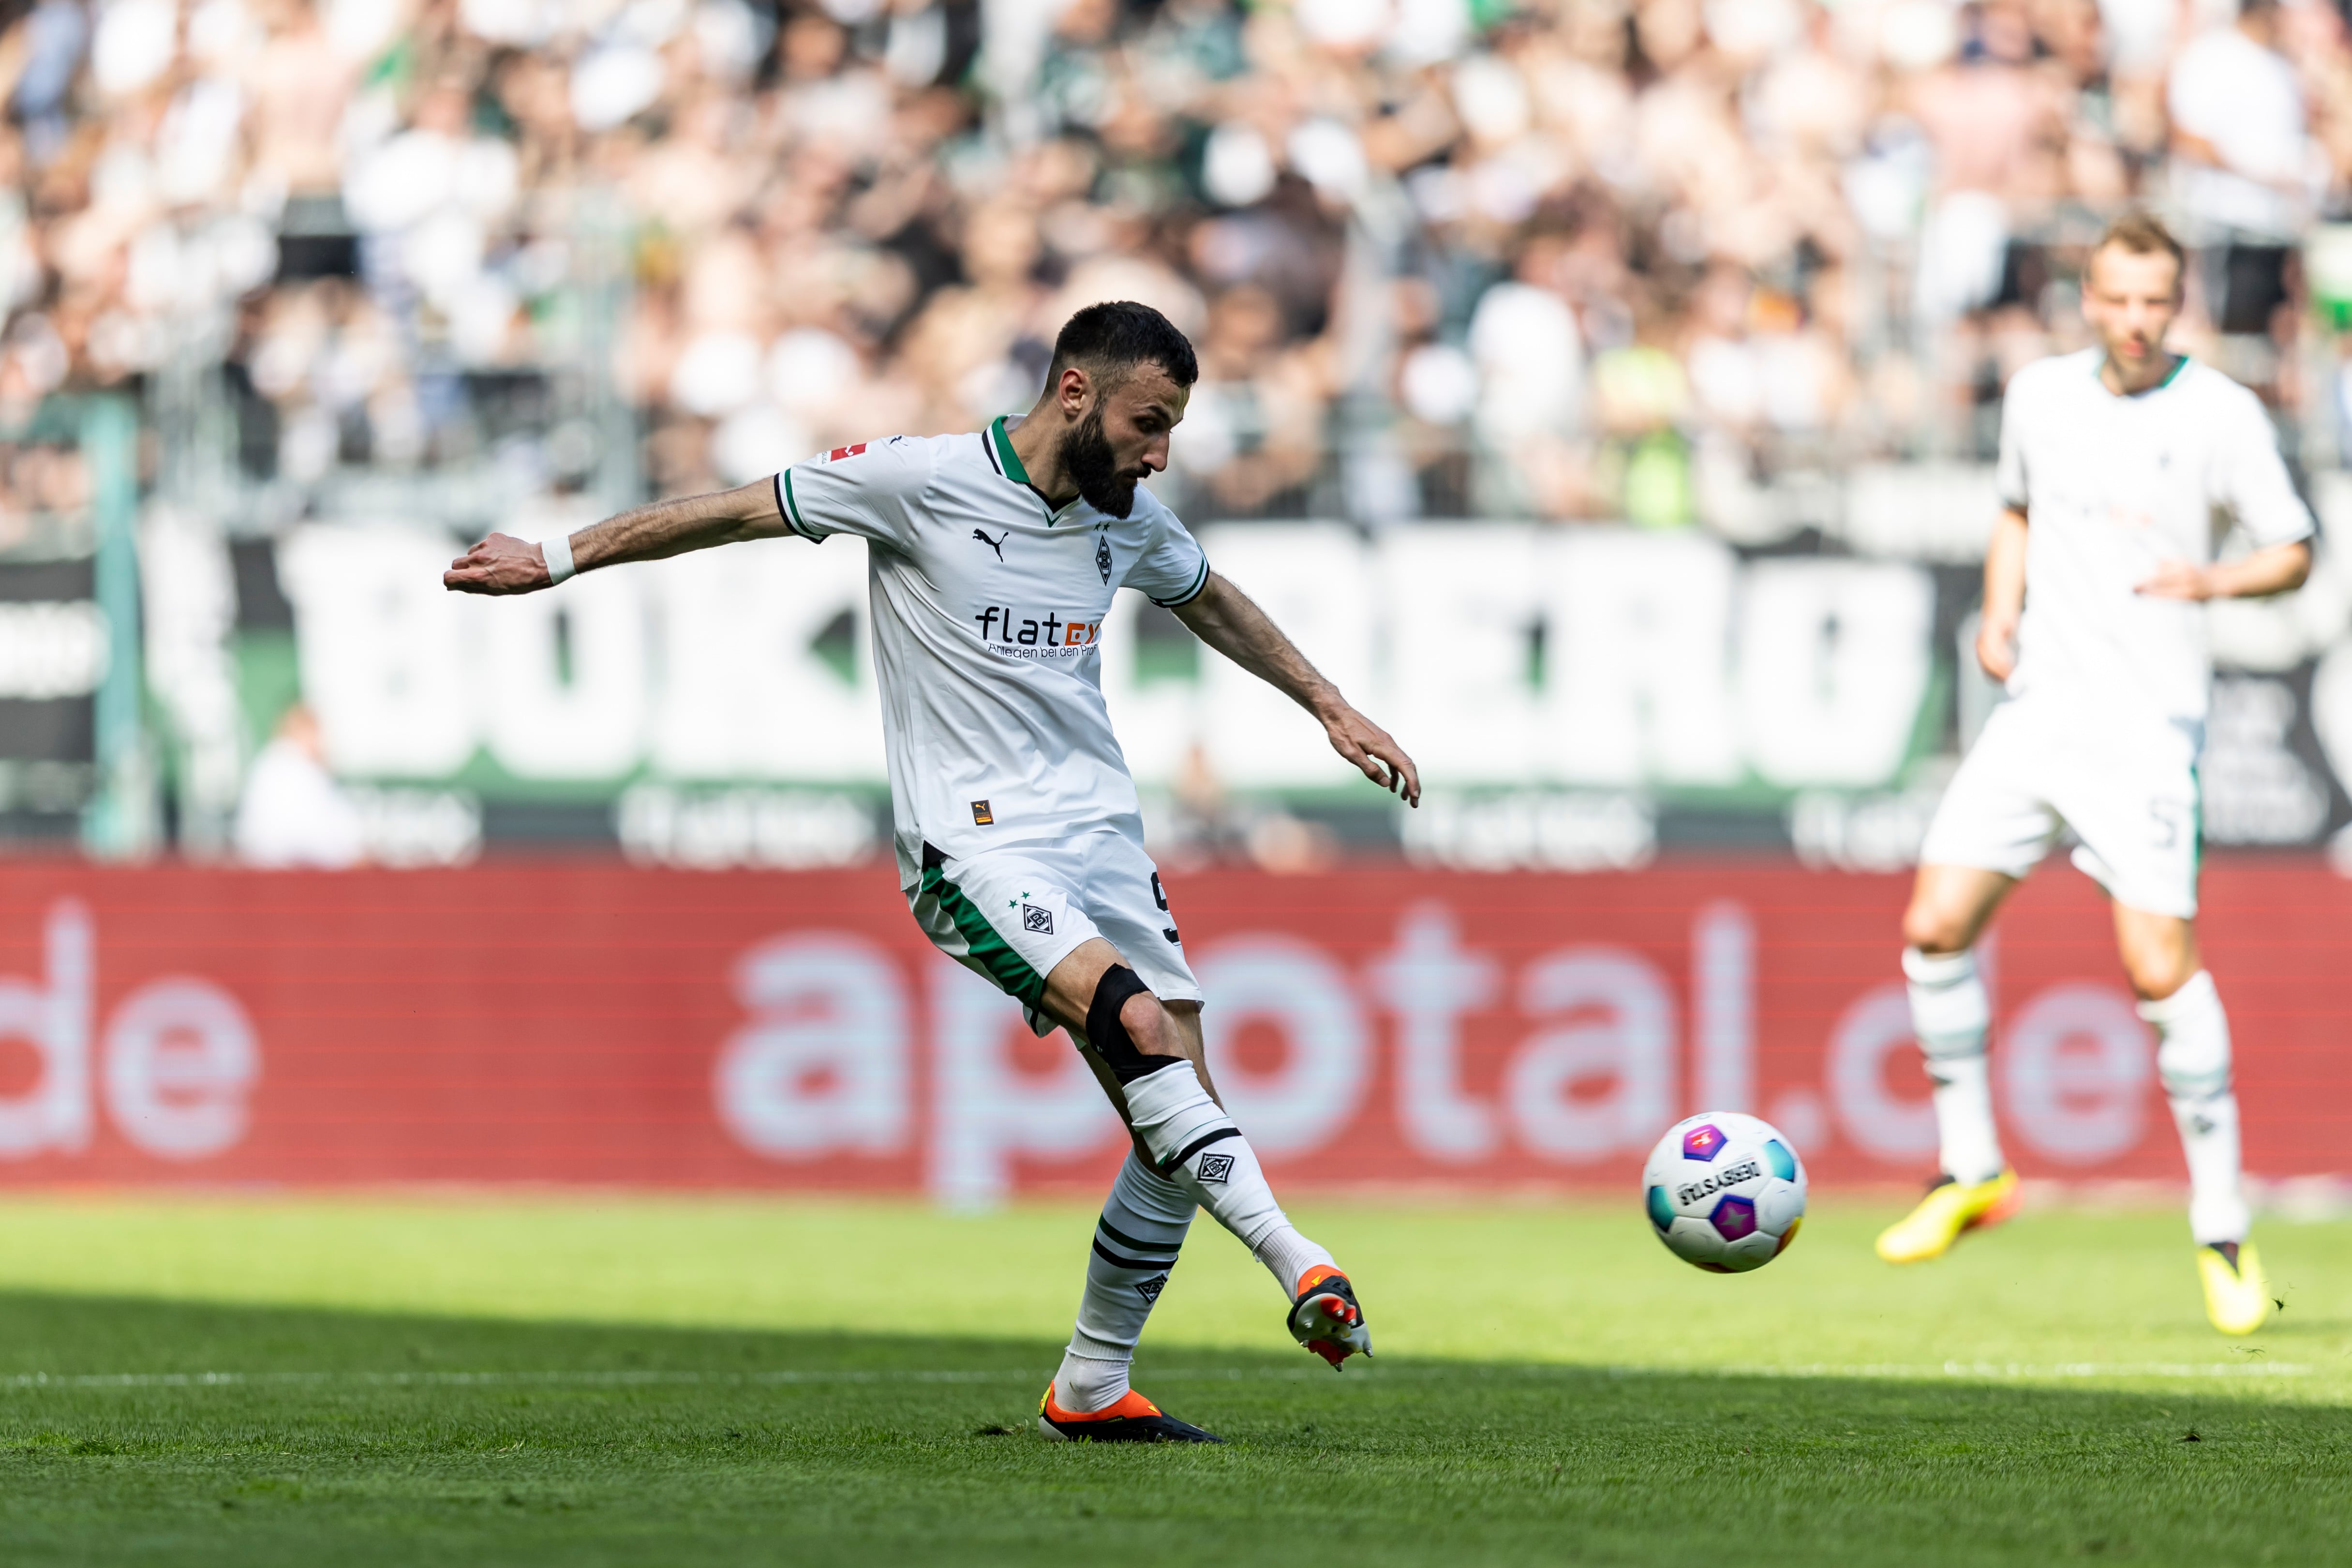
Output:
top-left (1877, 214), bottom-right (2312, 1336)
top-left (447, 302), bottom-right (1420, 1439)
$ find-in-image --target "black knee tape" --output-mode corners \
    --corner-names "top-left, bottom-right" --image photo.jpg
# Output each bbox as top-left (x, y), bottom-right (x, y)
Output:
top-left (1087, 964), bottom-right (1176, 1084)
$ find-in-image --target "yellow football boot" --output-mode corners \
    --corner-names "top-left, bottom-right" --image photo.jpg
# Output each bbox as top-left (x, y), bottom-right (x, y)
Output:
top-left (2198, 1241), bottom-right (2271, 1336)
top-left (1874, 1169), bottom-right (2022, 1264)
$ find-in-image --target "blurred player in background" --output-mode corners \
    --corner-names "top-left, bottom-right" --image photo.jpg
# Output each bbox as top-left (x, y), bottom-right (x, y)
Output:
top-left (233, 703), bottom-right (366, 870)
top-left (1881, 214), bottom-right (2312, 1334)
top-left (447, 301), bottom-right (1419, 1441)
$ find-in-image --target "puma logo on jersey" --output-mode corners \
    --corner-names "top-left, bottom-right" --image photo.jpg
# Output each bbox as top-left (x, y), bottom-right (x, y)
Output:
top-left (973, 528), bottom-right (1007, 560)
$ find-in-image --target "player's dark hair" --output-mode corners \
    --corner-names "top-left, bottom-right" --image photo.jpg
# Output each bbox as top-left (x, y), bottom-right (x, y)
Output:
top-left (1045, 301), bottom-right (1199, 392)
top-left (2094, 211), bottom-right (2185, 275)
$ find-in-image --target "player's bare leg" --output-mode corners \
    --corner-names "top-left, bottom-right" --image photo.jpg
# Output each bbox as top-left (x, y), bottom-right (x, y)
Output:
top-left (1877, 864), bottom-right (2024, 1263)
top-left (1034, 939), bottom-right (1366, 1439)
top-left (2112, 904), bottom-right (2268, 1333)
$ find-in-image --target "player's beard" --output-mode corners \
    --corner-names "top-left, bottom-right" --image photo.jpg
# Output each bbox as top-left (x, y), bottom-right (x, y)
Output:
top-left (1061, 403), bottom-right (1138, 518)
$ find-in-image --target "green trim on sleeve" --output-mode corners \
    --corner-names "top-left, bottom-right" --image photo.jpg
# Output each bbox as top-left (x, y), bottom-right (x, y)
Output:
top-left (921, 865), bottom-right (1046, 1006)
top-left (1149, 554), bottom-right (1212, 609)
top-left (780, 468), bottom-right (821, 541)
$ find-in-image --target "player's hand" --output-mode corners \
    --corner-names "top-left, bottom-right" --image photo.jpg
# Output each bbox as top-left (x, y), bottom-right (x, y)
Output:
top-left (2134, 559), bottom-right (2215, 601)
top-left (1975, 614), bottom-right (2018, 683)
top-left (1322, 703), bottom-right (1421, 806)
top-left (445, 533), bottom-right (552, 595)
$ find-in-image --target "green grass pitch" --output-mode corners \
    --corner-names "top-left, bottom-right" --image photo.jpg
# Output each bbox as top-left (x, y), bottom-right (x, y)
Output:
top-left (1, 1194), bottom-right (2348, 1566)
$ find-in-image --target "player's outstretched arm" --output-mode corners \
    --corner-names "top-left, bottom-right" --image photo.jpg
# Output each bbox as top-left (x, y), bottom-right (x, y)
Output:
top-left (1172, 571), bottom-right (1421, 806)
top-left (443, 479), bottom-right (787, 595)
top-left (2135, 540), bottom-right (2313, 602)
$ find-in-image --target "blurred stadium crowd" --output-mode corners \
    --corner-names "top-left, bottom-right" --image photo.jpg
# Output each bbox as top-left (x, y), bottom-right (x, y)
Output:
top-left (2, 0), bottom-right (2351, 543)
top-left (6, 0), bottom-right (2352, 868)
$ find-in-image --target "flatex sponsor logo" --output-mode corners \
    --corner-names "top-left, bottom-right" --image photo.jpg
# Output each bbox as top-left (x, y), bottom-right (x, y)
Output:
top-left (972, 607), bottom-right (1102, 660)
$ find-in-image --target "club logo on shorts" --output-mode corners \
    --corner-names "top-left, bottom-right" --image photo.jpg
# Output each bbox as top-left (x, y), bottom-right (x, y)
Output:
top-left (1022, 904), bottom-right (1053, 934)
top-left (970, 800), bottom-right (993, 825)
top-left (1134, 1274), bottom-right (1168, 1303)
top-left (1196, 1152), bottom-right (1235, 1184)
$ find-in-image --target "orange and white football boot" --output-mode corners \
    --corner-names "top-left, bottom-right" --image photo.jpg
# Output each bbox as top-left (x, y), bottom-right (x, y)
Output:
top-left (1287, 1265), bottom-right (1372, 1369)
top-left (1036, 1384), bottom-right (1222, 1443)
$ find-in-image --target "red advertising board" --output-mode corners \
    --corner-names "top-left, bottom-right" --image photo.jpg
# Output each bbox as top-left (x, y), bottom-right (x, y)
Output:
top-left (0, 859), bottom-right (2343, 1196)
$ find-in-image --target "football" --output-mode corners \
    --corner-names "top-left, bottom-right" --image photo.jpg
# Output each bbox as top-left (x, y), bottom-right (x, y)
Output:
top-left (1641, 1112), bottom-right (1808, 1272)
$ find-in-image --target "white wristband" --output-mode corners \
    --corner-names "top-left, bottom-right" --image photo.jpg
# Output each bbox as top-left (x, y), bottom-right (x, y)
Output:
top-left (543, 532), bottom-right (576, 585)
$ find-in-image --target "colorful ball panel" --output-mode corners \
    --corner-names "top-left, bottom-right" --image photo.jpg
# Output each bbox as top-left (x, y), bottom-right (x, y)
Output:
top-left (1639, 1111), bottom-right (1809, 1273)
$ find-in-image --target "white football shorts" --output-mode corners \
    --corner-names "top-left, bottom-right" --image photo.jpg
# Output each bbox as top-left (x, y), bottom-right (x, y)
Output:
top-left (1918, 692), bottom-right (2202, 918)
top-left (906, 825), bottom-right (1203, 1032)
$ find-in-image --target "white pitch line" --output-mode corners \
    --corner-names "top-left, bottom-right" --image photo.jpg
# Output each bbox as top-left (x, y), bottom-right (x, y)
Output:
top-left (1698, 1362), bottom-right (2312, 1380)
top-left (0, 1361), bottom-right (2314, 1392)
top-left (0, 1369), bottom-right (1039, 1391)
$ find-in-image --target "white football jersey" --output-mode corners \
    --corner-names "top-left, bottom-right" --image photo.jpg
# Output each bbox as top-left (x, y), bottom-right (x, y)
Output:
top-left (1996, 349), bottom-right (2313, 727)
top-left (775, 418), bottom-right (1210, 885)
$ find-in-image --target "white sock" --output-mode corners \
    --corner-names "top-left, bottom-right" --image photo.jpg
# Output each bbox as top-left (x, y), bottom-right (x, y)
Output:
top-left (2143, 971), bottom-right (2250, 1245)
top-left (1052, 1150), bottom-right (1195, 1413)
top-left (1052, 1353), bottom-right (1131, 1414)
top-left (1121, 1060), bottom-right (1335, 1296)
top-left (1905, 946), bottom-right (2004, 1185)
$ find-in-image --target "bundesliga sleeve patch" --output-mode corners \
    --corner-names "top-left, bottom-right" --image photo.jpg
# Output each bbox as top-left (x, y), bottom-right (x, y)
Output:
top-left (970, 800), bottom-right (993, 825)
top-left (813, 437), bottom-right (900, 463)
